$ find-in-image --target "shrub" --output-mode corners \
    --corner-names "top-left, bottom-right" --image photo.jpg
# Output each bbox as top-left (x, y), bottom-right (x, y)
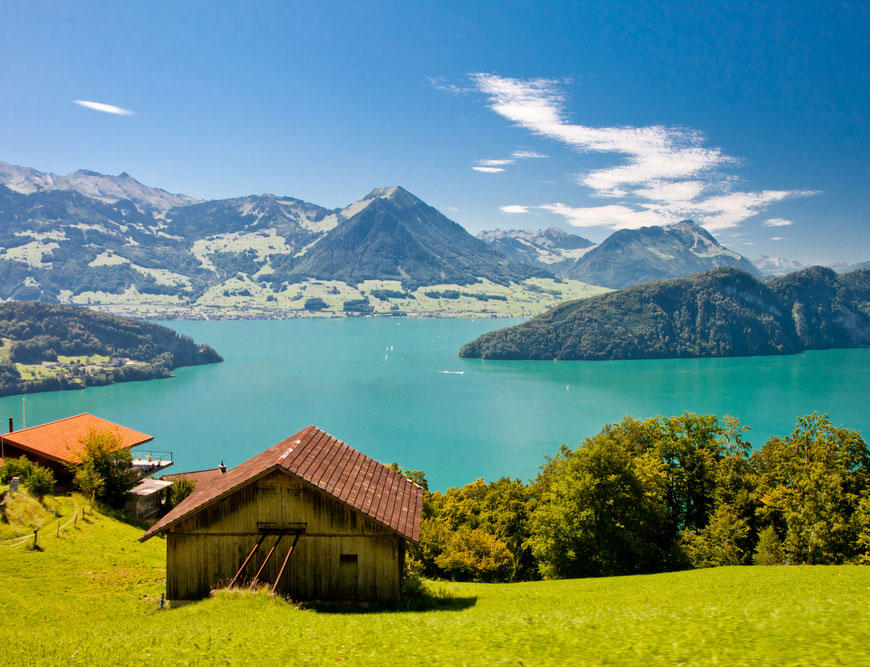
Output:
top-left (23, 465), bottom-right (55, 498)
top-left (0, 456), bottom-right (55, 497)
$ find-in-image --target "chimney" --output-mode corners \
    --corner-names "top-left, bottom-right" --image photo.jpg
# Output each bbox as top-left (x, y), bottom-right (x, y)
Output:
top-left (8, 417), bottom-right (12, 433)
top-left (218, 458), bottom-right (226, 474)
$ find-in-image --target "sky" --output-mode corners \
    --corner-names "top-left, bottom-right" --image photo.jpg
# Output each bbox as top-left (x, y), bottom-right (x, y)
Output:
top-left (1, 1), bottom-right (867, 264)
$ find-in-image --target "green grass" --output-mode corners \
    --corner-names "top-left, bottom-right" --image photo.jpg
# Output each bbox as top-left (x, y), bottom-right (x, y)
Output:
top-left (0, 503), bottom-right (867, 665)
top-left (0, 488), bottom-right (80, 539)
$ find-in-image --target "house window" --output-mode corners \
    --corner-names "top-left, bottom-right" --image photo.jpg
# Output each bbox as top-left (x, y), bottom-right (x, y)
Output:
top-left (339, 553), bottom-right (358, 564)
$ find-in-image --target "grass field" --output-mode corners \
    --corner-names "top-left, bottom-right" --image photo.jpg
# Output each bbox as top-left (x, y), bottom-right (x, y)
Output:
top-left (1, 497), bottom-right (868, 665)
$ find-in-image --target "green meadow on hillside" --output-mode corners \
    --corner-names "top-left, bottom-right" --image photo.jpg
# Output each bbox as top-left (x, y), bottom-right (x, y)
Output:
top-left (0, 496), bottom-right (868, 665)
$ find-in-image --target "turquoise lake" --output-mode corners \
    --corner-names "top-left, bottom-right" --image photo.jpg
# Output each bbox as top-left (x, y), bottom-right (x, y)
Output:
top-left (1, 318), bottom-right (868, 490)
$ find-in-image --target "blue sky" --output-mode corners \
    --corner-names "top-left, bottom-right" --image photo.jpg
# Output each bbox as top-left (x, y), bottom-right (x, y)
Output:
top-left (1, 1), bottom-right (867, 263)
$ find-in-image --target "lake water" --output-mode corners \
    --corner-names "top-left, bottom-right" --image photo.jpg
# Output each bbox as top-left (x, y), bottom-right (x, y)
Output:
top-left (1, 318), bottom-right (868, 490)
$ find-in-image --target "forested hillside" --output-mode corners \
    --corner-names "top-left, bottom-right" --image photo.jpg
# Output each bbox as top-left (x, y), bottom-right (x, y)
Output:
top-left (460, 267), bottom-right (870, 361)
top-left (0, 301), bottom-right (221, 396)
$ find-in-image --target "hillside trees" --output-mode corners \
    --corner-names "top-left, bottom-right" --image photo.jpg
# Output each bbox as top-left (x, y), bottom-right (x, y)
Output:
top-left (415, 412), bottom-right (868, 583)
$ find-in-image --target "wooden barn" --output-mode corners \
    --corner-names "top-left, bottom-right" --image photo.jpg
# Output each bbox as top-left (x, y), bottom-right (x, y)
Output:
top-left (140, 425), bottom-right (423, 603)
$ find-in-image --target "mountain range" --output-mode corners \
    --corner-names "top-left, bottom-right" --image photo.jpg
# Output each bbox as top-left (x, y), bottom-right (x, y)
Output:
top-left (479, 222), bottom-right (760, 289)
top-left (459, 266), bottom-right (870, 361)
top-left (0, 161), bottom-right (860, 319)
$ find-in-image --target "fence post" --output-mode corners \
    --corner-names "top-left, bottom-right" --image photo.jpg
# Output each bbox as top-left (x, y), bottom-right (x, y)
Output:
top-left (33, 529), bottom-right (38, 549)
top-left (74, 511), bottom-right (77, 527)
top-left (57, 520), bottom-right (60, 537)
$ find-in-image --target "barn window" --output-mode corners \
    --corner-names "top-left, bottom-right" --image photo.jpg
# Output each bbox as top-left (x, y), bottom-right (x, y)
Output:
top-left (339, 553), bottom-right (358, 563)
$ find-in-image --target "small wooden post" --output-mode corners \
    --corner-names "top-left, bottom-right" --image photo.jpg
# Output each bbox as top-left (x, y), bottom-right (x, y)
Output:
top-left (57, 520), bottom-right (60, 537)
top-left (33, 529), bottom-right (38, 549)
top-left (74, 511), bottom-right (77, 527)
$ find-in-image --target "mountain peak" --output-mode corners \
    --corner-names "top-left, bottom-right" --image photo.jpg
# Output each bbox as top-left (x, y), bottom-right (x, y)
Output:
top-left (363, 186), bottom-right (423, 207)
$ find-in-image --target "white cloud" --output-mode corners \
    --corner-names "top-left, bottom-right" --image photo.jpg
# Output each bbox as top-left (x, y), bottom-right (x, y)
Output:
top-left (689, 190), bottom-right (815, 231)
top-left (634, 180), bottom-right (706, 203)
top-left (512, 150), bottom-right (548, 159)
top-left (470, 73), bottom-right (729, 196)
top-left (764, 217), bottom-right (794, 227)
top-left (473, 166), bottom-right (506, 173)
top-left (477, 159), bottom-right (515, 167)
top-left (500, 204), bottom-right (529, 214)
top-left (73, 99), bottom-right (135, 115)
top-left (540, 189), bottom-right (815, 232)
top-left (540, 203), bottom-right (666, 229)
top-left (771, 236), bottom-right (786, 241)
top-left (462, 73), bottom-right (820, 232)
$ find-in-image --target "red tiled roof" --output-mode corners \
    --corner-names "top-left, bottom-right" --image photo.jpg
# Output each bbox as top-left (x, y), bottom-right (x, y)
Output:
top-left (141, 426), bottom-right (423, 542)
top-left (160, 468), bottom-right (225, 487)
top-left (0, 414), bottom-right (152, 465)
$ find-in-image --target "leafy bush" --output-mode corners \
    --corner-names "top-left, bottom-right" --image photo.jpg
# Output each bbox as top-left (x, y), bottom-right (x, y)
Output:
top-left (23, 465), bottom-right (55, 498)
top-left (0, 456), bottom-right (55, 497)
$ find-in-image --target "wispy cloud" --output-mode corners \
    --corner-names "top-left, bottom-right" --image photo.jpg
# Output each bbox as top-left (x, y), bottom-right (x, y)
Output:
top-left (473, 166), bottom-right (506, 174)
top-left (771, 236), bottom-right (786, 241)
top-left (764, 217), bottom-right (794, 227)
top-left (428, 76), bottom-right (473, 95)
top-left (500, 204), bottom-right (529, 214)
top-left (477, 159), bottom-right (515, 167)
top-left (73, 99), bottom-right (135, 115)
top-left (512, 150), bottom-right (548, 159)
top-left (462, 73), bottom-right (817, 231)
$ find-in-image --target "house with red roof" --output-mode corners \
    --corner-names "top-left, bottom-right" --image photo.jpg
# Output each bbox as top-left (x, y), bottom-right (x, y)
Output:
top-left (0, 413), bottom-right (171, 477)
top-left (141, 425), bottom-right (423, 603)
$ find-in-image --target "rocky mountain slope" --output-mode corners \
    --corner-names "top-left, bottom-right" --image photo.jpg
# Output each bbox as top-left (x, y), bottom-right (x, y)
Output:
top-left (459, 267), bottom-right (870, 361)
top-left (753, 255), bottom-right (805, 278)
top-left (477, 227), bottom-right (595, 274)
top-left (562, 220), bottom-right (759, 289)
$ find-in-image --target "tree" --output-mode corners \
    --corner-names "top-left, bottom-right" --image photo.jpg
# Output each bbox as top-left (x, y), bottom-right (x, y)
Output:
top-left (71, 427), bottom-right (139, 507)
top-left (682, 503), bottom-right (750, 567)
top-left (753, 526), bottom-right (784, 565)
top-left (73, 462), bottom-right (104, 504)
top-left (754, 414), bottom-right (869, 564)
top-left (433, 526), bottom-right (513, 582)
top-left (527, 423), bottom-right (670, 579)
top-left (165, 479), bottom-right (194, 509)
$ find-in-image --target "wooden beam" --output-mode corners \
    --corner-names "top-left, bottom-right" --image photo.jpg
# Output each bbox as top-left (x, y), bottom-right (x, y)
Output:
top-left (271, 532), bottom-right (301, 596)
top-left (249, 533), bottom-right (284, 589)
top-left (228, 533), bottom-right (267, 589)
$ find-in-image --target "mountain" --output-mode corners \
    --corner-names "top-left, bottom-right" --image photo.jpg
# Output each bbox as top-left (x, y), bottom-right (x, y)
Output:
top-left (754, 255), bottom-right (805, 278)
top-left (0, 161), bottom-right (197, 211)
top-left (0, 164), bottom-right (580, 318)
top-left (831, 260), bottom-right (870, 274)
top-left (562, 220), bottom-right (759, 289)
top-left (477, 227), bottom-right (595, 273)
top-left (274, 187), bottom-right (549, 288)
top-left (459, 267), bottom-right (870, 361)
top-left (0, 301), bottom-right (221, 397)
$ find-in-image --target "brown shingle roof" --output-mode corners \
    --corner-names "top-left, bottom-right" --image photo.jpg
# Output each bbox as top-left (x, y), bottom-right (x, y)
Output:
top-left (141, 426), bottom-right (423, 542)
top-left (0, 414), bottom-right (152, 465)
top-left (160, 468), bottom-right (225, 487)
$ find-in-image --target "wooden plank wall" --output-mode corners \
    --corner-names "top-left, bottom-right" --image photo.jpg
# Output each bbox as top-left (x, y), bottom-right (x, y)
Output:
top-left (166, 469), bottom-right (403, 601)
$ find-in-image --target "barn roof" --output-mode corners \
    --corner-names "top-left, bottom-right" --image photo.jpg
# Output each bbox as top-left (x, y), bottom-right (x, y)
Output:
top-left (0, 413), bottom-right (153, 465)
top-left (160, 468), bottom-right (225, 487)
top-left (141, 426), bottom-right (423, 543)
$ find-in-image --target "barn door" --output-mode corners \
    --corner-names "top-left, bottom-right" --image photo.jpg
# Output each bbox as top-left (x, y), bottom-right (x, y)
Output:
top-left (338, 554), bottom-right (358, 599)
